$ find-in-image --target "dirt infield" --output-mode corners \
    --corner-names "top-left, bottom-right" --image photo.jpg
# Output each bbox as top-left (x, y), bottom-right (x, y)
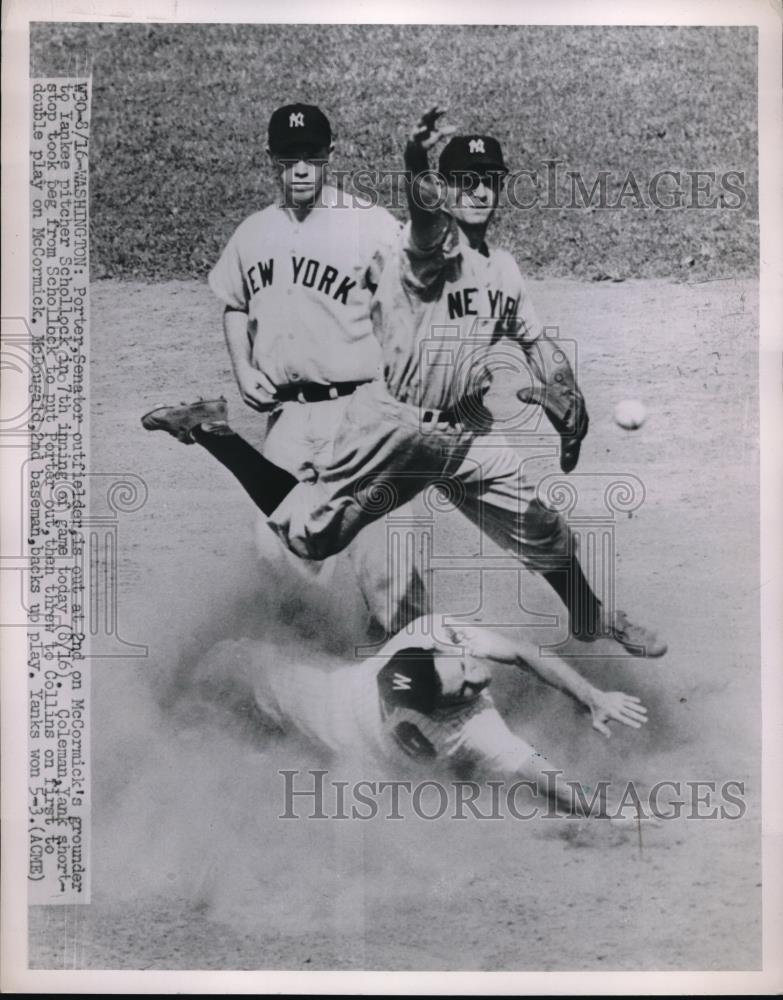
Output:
top-left (29, 275), bottom-right (760, 971)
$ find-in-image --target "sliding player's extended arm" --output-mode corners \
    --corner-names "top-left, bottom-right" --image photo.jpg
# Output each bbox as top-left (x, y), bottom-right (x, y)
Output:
top-left (448, 625), bottom-right (647, 738)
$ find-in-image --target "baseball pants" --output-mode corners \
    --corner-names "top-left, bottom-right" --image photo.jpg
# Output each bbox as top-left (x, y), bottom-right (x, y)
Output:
top-left (268, 380), bottom-right (573, 574)
top-left (258, 393), bottom-right (430, 636)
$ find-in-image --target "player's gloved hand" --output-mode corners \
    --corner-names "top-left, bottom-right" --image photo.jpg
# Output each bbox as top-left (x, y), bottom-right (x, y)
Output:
top-left (559, 433), bottom-right (584, 473)
top-left (518, 383), bottom-right (589, 473)
top-left (405, 106), bottom-right (457, 174)
top-left (558, 389), bottom-right (589, 473)
top-left (410, 106), bottom-right (457, 151)
top-left (235, 362), bottom-right (278, 412)
top-left (588, 691), bottom-right (648, 738)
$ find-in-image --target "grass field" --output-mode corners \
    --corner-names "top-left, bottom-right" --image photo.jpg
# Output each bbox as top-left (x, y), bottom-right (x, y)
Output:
top-left (30, 23), bottom-right (758, 281)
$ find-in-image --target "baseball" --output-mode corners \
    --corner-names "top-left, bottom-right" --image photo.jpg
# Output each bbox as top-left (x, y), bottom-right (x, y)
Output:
top-left (613, 399), bottom-right (647, 430)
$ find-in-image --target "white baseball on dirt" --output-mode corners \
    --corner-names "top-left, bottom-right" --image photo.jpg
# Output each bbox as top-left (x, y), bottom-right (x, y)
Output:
top-left (614, 399), bottom-right (647, 430)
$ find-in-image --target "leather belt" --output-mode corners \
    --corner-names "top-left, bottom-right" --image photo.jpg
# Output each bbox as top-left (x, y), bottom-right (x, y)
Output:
top-left (276, 380), bottom-right (369, 404)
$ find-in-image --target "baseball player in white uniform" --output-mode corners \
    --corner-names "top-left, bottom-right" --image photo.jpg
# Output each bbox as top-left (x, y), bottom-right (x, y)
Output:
top-left (144, 103), bottom-right (428, 636)
top-left (145, 108), bottom-right (666, 658)
top-left (204, 613), bottom-right (649, 814)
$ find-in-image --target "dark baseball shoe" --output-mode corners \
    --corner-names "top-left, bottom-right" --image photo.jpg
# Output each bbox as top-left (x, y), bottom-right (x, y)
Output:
top-left (606, 610), bottom-right (667, 657)
top-left (141, 398), bottom-right (228, 444)
top-left (574, 609), bottom-right (667, 658)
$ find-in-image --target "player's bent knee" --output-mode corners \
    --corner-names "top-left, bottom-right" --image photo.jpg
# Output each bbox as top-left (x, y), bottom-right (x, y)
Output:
top-left (517, 500), bottom-right (574, 569)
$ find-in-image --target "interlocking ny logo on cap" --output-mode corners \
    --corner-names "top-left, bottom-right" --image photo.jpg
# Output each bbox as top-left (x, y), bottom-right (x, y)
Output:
top-left (468, 138), bottom-right (486, 154)
top-left (269, 104), bottom-right (332, 154)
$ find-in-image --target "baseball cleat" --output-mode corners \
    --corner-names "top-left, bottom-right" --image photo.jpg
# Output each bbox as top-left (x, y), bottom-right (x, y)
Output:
top-left (606, 610), bottom-right (667, 657)
top-left (140, 398), bottom-right (228, 444)
top-left (574, 609), bottom-right (667, 658)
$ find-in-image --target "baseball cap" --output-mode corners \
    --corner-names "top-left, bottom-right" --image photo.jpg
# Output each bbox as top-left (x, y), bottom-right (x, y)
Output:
top-left (438, 134), bottom-right (508, 177)
top-left (376, 646), bottom-right (489, 716)
top-left (268, 103), bottom-right (332, 156)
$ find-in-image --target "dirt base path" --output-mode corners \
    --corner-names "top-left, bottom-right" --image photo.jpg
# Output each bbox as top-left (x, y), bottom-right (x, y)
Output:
top-left (30, 276), bottom-right (760, 971)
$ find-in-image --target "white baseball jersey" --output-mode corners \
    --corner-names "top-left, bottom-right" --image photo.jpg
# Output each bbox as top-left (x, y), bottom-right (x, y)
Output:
top-left (208, 184), bottom-right (401, 386)
top-left (253, 615), bottom-right (535, 778)
top-left (265, 211), bottom-right (572, 572)
top-left (373, 220), bottom-right (542, 411)
top-left (210, 184), bottom-right (430, 637)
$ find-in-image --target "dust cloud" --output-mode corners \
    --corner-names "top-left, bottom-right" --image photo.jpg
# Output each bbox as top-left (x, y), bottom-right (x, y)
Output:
top-left (88, 520), bottom-right (757, 953)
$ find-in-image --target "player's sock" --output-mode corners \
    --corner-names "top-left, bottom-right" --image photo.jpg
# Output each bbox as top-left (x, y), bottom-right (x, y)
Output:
top-left (191, 424), bottom-right (297, 515)
top-left (541, 557), bottom-right (602, 639)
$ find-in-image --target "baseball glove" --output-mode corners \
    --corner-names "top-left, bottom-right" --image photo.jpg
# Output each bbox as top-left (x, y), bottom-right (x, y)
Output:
top-left (518, 380), bottom-right (589, 473)
top-left (551, 387), bottom-right (589, 473)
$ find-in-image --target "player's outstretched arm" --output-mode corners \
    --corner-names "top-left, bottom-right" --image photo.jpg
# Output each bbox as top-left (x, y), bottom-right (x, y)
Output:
top-left (223, 307), bottom-right (277, 412)
top-left (404, 106), bottom-right (454, 250)
top-left (451, 625), bottom-right (647, 738)
top-left (514, 637), bottom-right (648, 737)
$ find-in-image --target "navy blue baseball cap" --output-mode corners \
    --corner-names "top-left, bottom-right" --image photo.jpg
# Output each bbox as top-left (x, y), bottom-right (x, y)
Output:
top-left (268, 103), bottom-right (332, 155)
top-left (438, 135), bottom-right (507, 176)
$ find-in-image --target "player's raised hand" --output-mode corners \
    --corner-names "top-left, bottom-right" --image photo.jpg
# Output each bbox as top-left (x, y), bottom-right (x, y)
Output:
top-left (589, 691), bottom-right (648, 738)
top-left (405, 107), bottom-right (454, 211)
top-left (410, 106), bottom-right (456, 150)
